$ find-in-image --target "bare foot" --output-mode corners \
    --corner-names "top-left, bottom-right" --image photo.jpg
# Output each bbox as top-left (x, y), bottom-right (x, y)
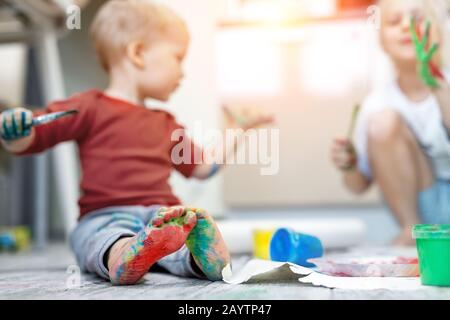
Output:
top-left (186, 208), bottom-right (231, 281)
top-left (392, 227), bottom-right (416, 247)
top-left (107, 207), bottom-right (197, 285)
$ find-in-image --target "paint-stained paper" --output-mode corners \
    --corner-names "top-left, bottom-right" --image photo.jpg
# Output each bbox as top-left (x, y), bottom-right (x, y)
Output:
top-left (224, 259), bottom-right (423, 291)
top-left (298, 272), bottom-right (421, 290)
top-left (223, 259), bottom-right (313, 285)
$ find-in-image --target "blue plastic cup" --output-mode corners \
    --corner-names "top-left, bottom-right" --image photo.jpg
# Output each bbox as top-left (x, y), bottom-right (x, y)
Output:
top-left (270, 228), bottom-right (324, 267)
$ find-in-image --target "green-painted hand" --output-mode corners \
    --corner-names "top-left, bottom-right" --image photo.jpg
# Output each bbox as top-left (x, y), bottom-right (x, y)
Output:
top-left (410, 18), bottom-right (443, 89)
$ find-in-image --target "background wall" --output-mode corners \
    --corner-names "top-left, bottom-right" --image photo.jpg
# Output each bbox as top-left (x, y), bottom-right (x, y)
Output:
top-left (59, 0), bottom-right (108, 94)
top-left (0, 44), bottom-right (26, 107)
top-left (218, 20), bottom-right (389, 207)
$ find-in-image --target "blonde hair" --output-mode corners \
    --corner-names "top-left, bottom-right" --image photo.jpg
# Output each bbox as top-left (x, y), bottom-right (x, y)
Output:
top-left (90, 0), bottom-right (176, 72)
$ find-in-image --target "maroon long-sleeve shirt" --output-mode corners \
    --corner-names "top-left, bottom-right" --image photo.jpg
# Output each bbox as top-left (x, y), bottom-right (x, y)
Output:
top-left (16, 90), bottom-right (199, 218)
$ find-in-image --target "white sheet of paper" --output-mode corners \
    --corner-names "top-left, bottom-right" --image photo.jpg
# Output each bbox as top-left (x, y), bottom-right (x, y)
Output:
top-left (223, 259), bottom-right (312, 284)
top-left (298, 272), bottom-right (422, 290)
top-left (224, 259), bottom-right (423, 291)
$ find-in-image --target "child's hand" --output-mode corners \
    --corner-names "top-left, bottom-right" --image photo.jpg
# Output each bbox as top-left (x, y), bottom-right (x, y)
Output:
top-left (0, 108), bottom-right (33, 141)
top-left (410, 18), bottom-right (445, 89)
top-left (223, 105), bottom-right (275, 131)
top-left (331, 138), bottom-right (357, 172)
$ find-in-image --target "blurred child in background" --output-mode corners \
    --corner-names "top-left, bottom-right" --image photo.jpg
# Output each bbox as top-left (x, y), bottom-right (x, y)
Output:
top-left (331, 0), bottom-right (450, 245)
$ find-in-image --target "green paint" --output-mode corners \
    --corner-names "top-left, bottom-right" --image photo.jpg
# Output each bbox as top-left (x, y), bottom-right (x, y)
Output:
top-left (341, 104), bottom-right (360, 172)
top-left (113, 209), bottom-right (196, 284)
top-left (410, 18), bottom-right (441, 89)
top-left (413, 225), bottom-right (450, 287)
top-left (1, 109), bottom-right (30, 141)
top-left (186, 211), bottom-right (227, 281)
top-left (347, 104), bottom-right (360, 141)
top-left (163, 216), bottom-right (187, 227)
top-left (153, 208), bottom-right (189, 227)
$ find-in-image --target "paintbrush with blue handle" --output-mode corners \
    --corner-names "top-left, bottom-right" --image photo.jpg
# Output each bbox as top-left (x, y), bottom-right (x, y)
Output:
top-left (1, 108), bottom-right (79, 142)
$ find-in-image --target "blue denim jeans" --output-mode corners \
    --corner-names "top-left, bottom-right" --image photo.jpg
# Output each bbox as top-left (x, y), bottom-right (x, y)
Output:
top-left (418, 180), bottom-right (450, 224)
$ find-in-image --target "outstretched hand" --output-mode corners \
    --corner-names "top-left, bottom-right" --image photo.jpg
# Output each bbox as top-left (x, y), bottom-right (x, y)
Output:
top-left (410, 17), bottom-right (445, 89)
top-left (223, 105), bottom-right (275, 131)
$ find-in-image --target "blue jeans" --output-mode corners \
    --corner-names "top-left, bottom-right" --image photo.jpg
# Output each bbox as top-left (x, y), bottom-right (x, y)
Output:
top-left (69, 205), bottom-right (203, 281)
top-left (418, 180), bottom-right (450, 224)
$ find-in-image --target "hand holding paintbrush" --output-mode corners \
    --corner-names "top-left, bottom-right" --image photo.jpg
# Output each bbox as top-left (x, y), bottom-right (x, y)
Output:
top-left (0, 108), bottom-right (79, 141)
top-left (331, 104), bottom-right (360, 172)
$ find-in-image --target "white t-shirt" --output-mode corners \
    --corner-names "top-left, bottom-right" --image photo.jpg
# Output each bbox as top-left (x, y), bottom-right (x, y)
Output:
top-left (355, 70), bottom-right (450, 180)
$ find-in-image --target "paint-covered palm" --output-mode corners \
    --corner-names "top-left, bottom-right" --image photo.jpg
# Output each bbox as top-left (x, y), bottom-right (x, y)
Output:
top-left (185, 208), bottom-right (231, 281)
top-left (0, 108), bottom-right (33, 141)
top-left (410, 18), bottom-right (444, 89)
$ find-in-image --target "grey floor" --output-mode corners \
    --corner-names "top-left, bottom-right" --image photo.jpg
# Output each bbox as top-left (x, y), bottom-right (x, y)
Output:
top-left (1, 208), bottom-right (450, 300)
top-left (1, 244), bottom-right (450, 300)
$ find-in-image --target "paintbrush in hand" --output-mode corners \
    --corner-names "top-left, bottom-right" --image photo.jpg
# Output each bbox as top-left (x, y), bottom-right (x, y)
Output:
top-left (342, 104), bottom-right (360, 171)
top-left (347, 104), bottom-right (360, 142)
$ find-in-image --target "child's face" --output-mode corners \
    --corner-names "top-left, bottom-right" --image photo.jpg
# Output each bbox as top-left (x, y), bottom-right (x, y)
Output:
top-left (137, 24), bottom-right (189, 102)
top-left (380, 0), bottom-right (439, 66)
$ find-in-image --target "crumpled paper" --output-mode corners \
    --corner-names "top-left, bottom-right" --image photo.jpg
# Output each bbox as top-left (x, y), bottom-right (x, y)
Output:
top-left (223, 259), bottom-right (422, 290)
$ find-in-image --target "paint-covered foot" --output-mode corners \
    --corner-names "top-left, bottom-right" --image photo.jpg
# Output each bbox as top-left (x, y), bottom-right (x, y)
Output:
top-left (186, 208), bottom-right (231, 281)
top-left (108, 207), bottom-right (197, 285)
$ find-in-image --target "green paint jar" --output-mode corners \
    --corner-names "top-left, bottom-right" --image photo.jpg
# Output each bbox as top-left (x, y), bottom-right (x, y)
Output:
top-left (413, 225), bottom-right (450, 287)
